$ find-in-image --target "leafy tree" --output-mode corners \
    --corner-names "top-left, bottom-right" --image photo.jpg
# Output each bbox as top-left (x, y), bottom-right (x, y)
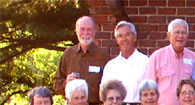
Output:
top-left (0, 48), bottom-right (64, 104)
top-left (0, 0), bottom-right (89, 64)
top-left (0, 0), bottom-right (89, 104)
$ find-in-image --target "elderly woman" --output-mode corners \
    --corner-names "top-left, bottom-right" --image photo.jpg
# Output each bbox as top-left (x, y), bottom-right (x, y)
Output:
top-left (29, 86), bottom-right (53, 105)
top-left (138, 79), bottom-right (159, 105)
top-left (177, 78), bottom-right (195, 105)
top-left (99, 79), bottom-right (126, 105)
top-left (65, 79), bottom-right (89, 105)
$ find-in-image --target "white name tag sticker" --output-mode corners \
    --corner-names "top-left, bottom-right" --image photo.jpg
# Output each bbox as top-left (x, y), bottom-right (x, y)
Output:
top-left (88, 66), bottom-right (101, 73)
top-left (183, 58), bottom-right (193, 65)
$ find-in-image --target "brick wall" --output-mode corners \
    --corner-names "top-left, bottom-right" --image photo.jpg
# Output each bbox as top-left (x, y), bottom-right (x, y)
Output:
top-left (88, 0), bottom-right (195, 56)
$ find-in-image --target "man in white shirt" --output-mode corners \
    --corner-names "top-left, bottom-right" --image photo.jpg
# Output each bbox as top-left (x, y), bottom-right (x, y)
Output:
top-left (101, 21), bottom-right (149, 105)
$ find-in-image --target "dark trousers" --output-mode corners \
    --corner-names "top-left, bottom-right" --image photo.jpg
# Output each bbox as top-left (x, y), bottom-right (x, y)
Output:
top-left (89, 103), bottom-right (101, 105)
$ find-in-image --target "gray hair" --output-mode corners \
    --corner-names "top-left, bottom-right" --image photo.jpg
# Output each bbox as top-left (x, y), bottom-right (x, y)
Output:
top-left (114, 21), bottom-right (137, 37)
top-left (168, 19), bottom-right (189, 34)
top-left (65, 79), bottom-right (89, 101)
top-left (75, 16), bottom-right (96, 30)
top-left (99, 79), bottom-right (127, 102)
top-left (138, 79), bottom-right (159, 99)
top-left (29, 86), bottom-right (53, 105)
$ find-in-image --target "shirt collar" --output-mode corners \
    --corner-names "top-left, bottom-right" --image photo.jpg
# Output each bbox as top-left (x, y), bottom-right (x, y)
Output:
top-left (75, 43), bottom-right (96, 55)
top-left (118, 49), bottom-right (138, 60)
top-left (168, 44), bottom-right (184, 59)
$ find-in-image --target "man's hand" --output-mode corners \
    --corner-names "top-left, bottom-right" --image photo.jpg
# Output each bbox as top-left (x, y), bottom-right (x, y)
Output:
top-left (65, 72), bottom-right (80, 83)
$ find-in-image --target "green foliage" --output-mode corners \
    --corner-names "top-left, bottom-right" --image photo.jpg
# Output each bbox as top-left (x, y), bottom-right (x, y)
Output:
top-left (53, 95), bottom-right (66, 105)
top-left (0, 48), bottom-right (64, 104)
top-left (0, 0), bottom-right (89, 104)
top-left (0, 0), bottom-right (89, 64)
top-left (4, 94), bottom-right (66, 105)
top-left (4, 94), bottom-right (29, 105)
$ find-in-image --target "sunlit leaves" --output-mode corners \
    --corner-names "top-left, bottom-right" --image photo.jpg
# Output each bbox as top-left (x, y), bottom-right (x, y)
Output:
top-left (5, 21), bottom-right (13, 27)
top-left (4, 94), bottom-right (29, 105)
top-left (0, 0), bottom-right (89, 104)
top-left (0, 0), bottom-right (89, 65)
top-left (0, 48), bottom-right (63, 104)
top-left (5, 94), bottom-right (66, 105)
top-left (53, 95), bottom-right (66, 105)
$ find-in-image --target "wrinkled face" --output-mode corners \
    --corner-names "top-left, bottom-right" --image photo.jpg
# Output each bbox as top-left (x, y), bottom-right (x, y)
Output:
top-left (115, 25), bottom-right (136, 52)
top-left (140, 89), bottom-right (158, 105)
top-left (69, 90), bottom-right (88, 105)
top-left (167, 23), bottom-right (188, 52)
top-left (179, 84), bottom-right (195, 105)
top-left (33, 94), bottom-right (51, 105)
top-left (104, 89), bottom-right (123, 105)
top-left (76, 18), bottom-right (96, 45)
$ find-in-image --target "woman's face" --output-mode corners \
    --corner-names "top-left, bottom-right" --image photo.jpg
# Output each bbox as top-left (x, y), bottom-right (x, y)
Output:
top-left (104, 89), bottom-right (123, 105)
top-left (140, 89), bottom-right (158, 105)
top-left (33, 94), bottom-right (51, 105)
top-left (179, 84), bottom-right (195, 105)
top-left (69, 90), bottom-right (88, 105)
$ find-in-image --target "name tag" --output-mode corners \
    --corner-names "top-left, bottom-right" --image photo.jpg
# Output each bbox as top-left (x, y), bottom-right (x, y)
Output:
top-left (183, 58), bottom-right (193, 65)
top-left (88, 66), bottom-right (101, 73)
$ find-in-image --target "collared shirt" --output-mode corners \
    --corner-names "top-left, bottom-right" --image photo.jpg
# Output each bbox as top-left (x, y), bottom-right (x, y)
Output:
top-left (54, 43), bottom-right (110, 103)
top-left (101, 49), bottom-right (149, 103)
top-left (146, 44), bottom-right (195, 105)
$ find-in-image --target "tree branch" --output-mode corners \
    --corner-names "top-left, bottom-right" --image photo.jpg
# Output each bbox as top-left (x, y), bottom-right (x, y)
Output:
top-left (0, 46), bottom-right (33, 65)
top-left (40, 45), bottom-right (66, 51)
top-left (105, 0), bottom-right (130, 22)
top-left (0, 89), bottom-right (29, 105)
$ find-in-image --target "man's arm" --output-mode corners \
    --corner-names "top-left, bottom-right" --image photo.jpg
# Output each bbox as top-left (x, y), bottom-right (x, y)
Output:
top-left (54, 56), bottom-right (66, 95)
top-left (145, 54), bottom-right (158, 81)
top-left (54, 52), bottom-right (80, 96)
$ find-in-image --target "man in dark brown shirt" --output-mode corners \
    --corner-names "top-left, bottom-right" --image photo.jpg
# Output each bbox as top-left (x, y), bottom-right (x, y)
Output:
top-left (54, 16), bottom-right (110, 105)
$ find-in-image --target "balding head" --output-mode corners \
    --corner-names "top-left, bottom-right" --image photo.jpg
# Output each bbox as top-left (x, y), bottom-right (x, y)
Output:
top-left (76, 16), bottom-right (96, 30)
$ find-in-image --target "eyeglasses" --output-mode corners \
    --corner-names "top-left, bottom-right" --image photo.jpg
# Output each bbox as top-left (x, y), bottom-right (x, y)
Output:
top-left (171, 31), bottom-right (188, 36)
top-left (180, 90), bottom-right (195, 96)
top-left (107, 96), bottom-right (122, 102)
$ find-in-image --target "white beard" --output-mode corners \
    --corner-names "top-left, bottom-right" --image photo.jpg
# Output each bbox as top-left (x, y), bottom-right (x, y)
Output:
top-left (78, 35), bottom-right (94, 45)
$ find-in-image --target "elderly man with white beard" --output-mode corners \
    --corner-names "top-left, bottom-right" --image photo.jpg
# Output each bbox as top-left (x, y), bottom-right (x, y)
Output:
top-left (54, 16), bottom-right (110, 105)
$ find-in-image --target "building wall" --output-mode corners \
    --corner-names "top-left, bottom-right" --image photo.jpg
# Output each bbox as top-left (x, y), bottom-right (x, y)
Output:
top-left (88, 0), bottom-right (195, 56)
